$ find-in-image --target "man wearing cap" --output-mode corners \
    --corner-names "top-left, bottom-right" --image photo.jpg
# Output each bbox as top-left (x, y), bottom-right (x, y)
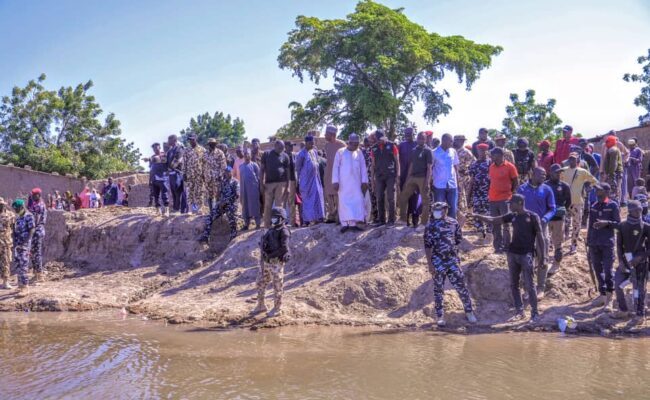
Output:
top-left (626, 138), bottom-right (644, 200)
top-left (493, 134), bottom-right (514, 164)
top-left (200, 165), bottom-right (239, 242)
top-left (28, 188), bottom-right (47, 283)
top-left (295, 135), bottom-right (325, 226)
top-left (537, 140), bottom-right (555, 175)
top-left (517, 167), bottom-right (555, 295)
top-left (362, 134), bottom-right (378, 223)
top-left (431, 133), bottom-right (460, 219)
top-left (0, 197), bottom-right (14, 289)
top-left (471, 194), bottom-right (545, 322)
top-left (254, 207), bottom-right (291, 317)
top-left (11, 199), bottom-right (35, 296)
top-left (487, 147), bottom-right (519, 253)
top-left (553, 125), bottom-right (580, 165)
top-left (398, 127), bottom-right (419, 226)
top-left (468, 143), bottom-right (492, 244)
top-left (602, 134), bottom-right (623, 203)
top-left (332, 134), bottom-right (369, 232)
top-left (545, 164), bottom-right (571, 276)
top-left (370, 129), bottom-right (400, 225)
top-left (577, 138), bottom-right (599, 176)
top-left (453, 134), bottom-right (476, 215)
top-left (203, 138), bottom-right (228, 213)
top-left (424, 202), bottom-right (477, 327)
top-left (323, 125), bottom-right (346, 223)
top-left (399, 132), bottom-right (432, 227)
top-left (588, 183), bottom-right (620, 312)
top-left (513, 138), bottom-right (537, 184)
top-left (183, 133), bottom-right (206, 214)
top-left (166, 134), bottom-right (186, 213)
top-left (144, 142), bottom-right (164, 207)
top-left (471, 128), bottom-right (495, 159)
top-left (561, 153), bottom-right (598, 253)
top-left (232, 146), bottom-right (245, 182)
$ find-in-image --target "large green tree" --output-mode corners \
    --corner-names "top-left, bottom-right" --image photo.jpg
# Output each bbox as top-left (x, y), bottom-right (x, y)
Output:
top-left (278, 0), bottom-right (502, 139)
top-left (0, 74), bottom-right (141, 179)
top-left (498, 89), bottom-right (563, 150)
top-left (623, 48), bottom-right (650, 125)
top-left (180, 111), bottom-right (246, 147)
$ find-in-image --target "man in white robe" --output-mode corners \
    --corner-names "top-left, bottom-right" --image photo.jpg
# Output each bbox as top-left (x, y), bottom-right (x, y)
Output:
top-left (332, 134), bottom-right (369, 233)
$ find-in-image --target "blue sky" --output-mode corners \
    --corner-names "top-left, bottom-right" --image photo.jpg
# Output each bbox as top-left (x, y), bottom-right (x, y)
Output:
top-left (1, 0), bottom-right (649, 156)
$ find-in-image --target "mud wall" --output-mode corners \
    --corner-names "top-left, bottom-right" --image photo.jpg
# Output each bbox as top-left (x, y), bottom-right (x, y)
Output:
top-left (0, 165), bottom-right (86, 202)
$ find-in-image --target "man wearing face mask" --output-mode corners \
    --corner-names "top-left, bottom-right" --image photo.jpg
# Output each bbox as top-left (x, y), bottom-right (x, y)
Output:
top-left (254, 207), bottom-right (291, 318)
top-left (424, 202), bottom-right (477, 327)
top-left (0, 197), bottom-right (14, 289)
top-left (471, 194), bottom-right (545, 322)
top-left (11, 199), bottom-right (35, 297)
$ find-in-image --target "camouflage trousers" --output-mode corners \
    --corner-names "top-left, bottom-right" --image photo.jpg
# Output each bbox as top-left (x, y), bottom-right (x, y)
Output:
top-left (472, 196), bottom-right (491, 236)
top-left (430, 256), bottom-right (473, 317)
top-left (13, 246), bottom-right (30, 286)
top-left (185, 174), bottom-right (204, 209)
top-left (0, 241), bottom-right (11, 280)
top-left (204, 203), bottom-right (237, 240)
top-left (31, 230), bottom-right (44, 273)
top-left (457, 176), bottom-right (470, 211)
top-left (606, 172), bottom-right (622, 203)
top-left (257, 259), bottom-right (284, 309)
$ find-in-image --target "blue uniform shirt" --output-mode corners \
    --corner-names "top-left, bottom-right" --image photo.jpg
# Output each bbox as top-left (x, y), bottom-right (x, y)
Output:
top-left (424, 217), bottom-right (462, 261)
top-left (517, 182), bottom-right (556, 223)
top-left (587, 199), bottom-right (620, 246)
top-left (13, 212), bottom-right (35, 247)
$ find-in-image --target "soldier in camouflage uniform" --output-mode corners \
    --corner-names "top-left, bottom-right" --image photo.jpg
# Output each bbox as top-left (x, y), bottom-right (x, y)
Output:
top-left (468, 143), bottom-right (492, 244)
top-left (183, 134), bottom-right (206, 214)
top-left (11, 199), bottom-right (35, 296)
top-left (200, 166), bottom-right (239, 242)
top-left (424, 202), bottom-right (477, 327)
top-left (453, 135), bottom-right (476, 214)
top-left (253, 207), bottom-right (291, 317)
top-left (28, 188), bottom-right (47, 283)
top-left (203, 138), bottom-right (228, 213)
top-left (0, 197), bottom-right (15, 289)
top-left (362, 136), bottom-right (378, 223)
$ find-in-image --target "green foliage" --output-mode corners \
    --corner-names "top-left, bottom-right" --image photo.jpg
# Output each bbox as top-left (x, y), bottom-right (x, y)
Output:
top-left (498, 89), bottom-right (563, 151)
top-left (278, 0), bottom-right (503, 139)
top-left (0, 74), bottom-right (142, 179)
top-left (180, 111), bottom-right (246, 147)
top-left (623, 48), bottom-right (650, 124)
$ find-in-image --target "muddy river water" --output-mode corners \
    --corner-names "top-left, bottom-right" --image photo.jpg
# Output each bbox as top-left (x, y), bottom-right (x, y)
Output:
top-left (1, 312), bottom-right (649, 399)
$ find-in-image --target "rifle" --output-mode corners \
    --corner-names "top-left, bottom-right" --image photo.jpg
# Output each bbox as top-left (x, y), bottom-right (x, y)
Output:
top-left (586, 249), bottom-right (598, 298)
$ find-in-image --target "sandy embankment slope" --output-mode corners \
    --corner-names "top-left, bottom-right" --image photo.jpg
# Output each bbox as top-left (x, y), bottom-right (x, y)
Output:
top-left (0, 207), bottom-right (646, 335)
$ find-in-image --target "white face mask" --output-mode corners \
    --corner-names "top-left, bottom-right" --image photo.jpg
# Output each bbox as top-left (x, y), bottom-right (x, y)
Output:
top-left (271, 217), bottom-right (280, 225)
top-left (433, 211), bottom-right (443, 219)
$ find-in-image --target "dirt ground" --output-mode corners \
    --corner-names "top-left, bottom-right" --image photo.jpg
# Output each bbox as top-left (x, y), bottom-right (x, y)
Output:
top-left (1, 207), bottom-right (648, 336)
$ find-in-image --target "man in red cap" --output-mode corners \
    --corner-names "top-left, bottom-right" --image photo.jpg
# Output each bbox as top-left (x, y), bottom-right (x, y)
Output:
top-left (28, 188), bottom-right (47, 283)
top-left (537, 140), bottom-right (554, 175)
top-left (553, 125), bottom-right (579, 165)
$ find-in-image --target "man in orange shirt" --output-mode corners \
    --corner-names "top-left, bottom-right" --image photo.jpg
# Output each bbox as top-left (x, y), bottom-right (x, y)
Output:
top-left (488, 147), bottom-right (519, 253)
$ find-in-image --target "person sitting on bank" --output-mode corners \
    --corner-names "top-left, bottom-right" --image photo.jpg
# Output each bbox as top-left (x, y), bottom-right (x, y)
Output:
top-left (471, 194), bottom-right (546, 323)
top-left (424, 202), bottom-right (477, 327)
top-left (253, 207), bottom-right (291, 318)
top-left (200, 166), bottom-right (239, 243)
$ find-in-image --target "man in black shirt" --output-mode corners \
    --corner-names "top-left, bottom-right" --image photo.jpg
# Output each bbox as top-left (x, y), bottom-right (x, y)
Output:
top-left (260, 141), bottom-right (290, 228)
top-left (166, 134), bottom-right (186, 213)
top-left (399, 132), bottom-right (432, 227)
top-left (471, 194), bottom-right (545, 322)
top-left (545, 164), bottom-right (572, 275)
top-left (284, 141), bottom-right (298, 227)
top-left (513, 138), bottom-right (537, 184)
top-left (471, 127), bottom-right (495, 158)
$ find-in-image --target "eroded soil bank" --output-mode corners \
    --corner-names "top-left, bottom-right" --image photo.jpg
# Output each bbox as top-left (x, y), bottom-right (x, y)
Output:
top-left (0, 207), bottom-right (647, 335)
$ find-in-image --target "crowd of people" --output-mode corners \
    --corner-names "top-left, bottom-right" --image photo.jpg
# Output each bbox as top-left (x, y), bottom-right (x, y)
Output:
top-left (38, 178), bottom-right (130, 212)
top-left (2, 124), bottom-right (650, 326)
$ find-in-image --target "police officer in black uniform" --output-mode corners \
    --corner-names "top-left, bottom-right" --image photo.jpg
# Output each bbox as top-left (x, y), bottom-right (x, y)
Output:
top-left (370, 129), bottom-right (400, 226)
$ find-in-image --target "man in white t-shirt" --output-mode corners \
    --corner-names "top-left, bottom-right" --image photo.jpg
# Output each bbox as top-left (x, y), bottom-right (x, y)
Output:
top-left (431, 133), bottom-right (460, 218)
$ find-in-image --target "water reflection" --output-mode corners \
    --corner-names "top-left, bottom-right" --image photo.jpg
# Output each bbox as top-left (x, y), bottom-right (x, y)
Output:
top-left (0, 312), bottom-right (649, 399)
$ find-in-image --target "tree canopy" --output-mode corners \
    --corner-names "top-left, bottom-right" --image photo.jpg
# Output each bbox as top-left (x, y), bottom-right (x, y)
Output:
top-left (497, 89), bottom-right (563, 150)
top-left (0, 74), bottom-right (141, 179)
top-left (179, 111), bottom-right (246, 147)
top-left (623, 48), bottom-right (650, 125)
top-left (278, 0), bottom-right (502, 139)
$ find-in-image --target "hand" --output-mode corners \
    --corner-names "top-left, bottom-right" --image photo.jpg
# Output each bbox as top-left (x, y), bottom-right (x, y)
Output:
top-left (361, 183), bottom-right (368, 194)
top-left (593, 220), bottom-right (609, 229)
top-left (332, 183), bottom-right (339, 192)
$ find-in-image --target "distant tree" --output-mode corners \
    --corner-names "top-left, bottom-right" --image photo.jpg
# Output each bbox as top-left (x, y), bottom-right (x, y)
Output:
top-left (180, 111), bottom-right (246, 147)
top-left (278, 0), bottom-right (502, 140)
top-left (497, 89), bottom-right (563, 150)
top-left (0, 74), bottom-right (142, 178)
top-left (623, 48), bottom-right (650, 125)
